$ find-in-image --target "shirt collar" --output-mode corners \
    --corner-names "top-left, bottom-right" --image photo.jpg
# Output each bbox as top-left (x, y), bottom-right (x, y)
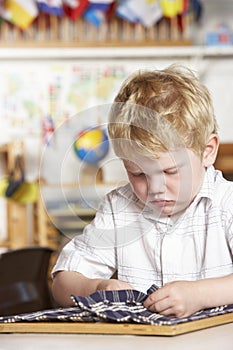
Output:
top-left (194, 165), bottom-right (216, 203)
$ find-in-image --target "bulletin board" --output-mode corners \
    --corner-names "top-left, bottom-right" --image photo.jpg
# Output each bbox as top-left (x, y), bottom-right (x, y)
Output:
top-left (0, 61), bottom-right (134, 134)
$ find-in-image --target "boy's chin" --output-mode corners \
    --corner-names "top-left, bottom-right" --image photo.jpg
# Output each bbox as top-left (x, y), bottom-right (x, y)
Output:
top-left (150, 204), bottom-right (185, 218)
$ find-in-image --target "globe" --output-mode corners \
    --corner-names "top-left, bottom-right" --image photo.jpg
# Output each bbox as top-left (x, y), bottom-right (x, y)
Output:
top-left (74, 127), bottom-right (109, 164)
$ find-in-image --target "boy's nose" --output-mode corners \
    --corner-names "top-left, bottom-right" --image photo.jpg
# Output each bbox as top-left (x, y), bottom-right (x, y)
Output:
top-left (148, 174), bottom-right (165, 195)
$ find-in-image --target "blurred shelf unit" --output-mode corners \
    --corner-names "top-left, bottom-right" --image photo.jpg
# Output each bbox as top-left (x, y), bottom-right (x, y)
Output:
top-left (37, 182), bottom-right (110, 248)
top-left (0, 142), bottom-right (59, 251)
top-left (0, 142), bottom-right (29, 249)
top-left (47, 205), bottom-right (96, 242)
top-left (33, 195), bottom-right (60, 250)
top-left (0, 14), bottom-right (192, 48)
top-left (34, 187), bottom-right (97, 250)
top-left (0, 142), bottom-right (111, 251)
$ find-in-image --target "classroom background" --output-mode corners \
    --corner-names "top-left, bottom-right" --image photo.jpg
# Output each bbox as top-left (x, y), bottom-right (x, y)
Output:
top-left (0, 0), bottom-right (233, 321)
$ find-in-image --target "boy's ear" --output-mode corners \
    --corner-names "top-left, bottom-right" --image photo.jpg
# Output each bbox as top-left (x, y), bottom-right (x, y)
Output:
top-left (202, 134), bottom-right (219, 167)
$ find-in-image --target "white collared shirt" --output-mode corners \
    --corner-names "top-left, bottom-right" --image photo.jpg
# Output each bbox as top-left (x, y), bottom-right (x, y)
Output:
top-left (52, 166), bottom-right (233, 293)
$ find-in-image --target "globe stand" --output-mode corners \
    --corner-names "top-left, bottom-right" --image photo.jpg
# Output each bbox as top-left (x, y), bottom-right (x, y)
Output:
top-left (79, 163), bottom-right (103, 185)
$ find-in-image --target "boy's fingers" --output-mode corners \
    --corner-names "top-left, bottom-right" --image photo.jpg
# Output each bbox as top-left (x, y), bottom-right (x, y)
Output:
top-left (144, 296), bottom-right (171, 313)
top-left (143, 288), bottom-right (168, 308)
top-left (145, 302), bottom-right (174, 316)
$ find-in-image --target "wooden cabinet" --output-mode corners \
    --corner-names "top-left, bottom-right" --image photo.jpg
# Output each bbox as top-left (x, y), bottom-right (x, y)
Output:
top-left (0, 143), bottom-right (95, 250)
top-left (214, 143), bottom-right (233, 176)
top-left (34, 194), bottom-right (60, 250)
top-left (6, 200), bottom-right (28, 249)
top-left (0, 142), bottom-right (33, 249)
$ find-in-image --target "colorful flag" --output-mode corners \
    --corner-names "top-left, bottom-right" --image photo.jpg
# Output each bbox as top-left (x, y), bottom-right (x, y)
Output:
top-left (105, 1), bottom-right (116, 21)
top-left (116, 1), bottom-right (139, 23)
top-left (0, 0), bottom-right (38, 30)
top-left (123, 0), bottom-right (163, 27)
top-left (180, 0), bottom-right (189, 13)
top-left (37, 0), bottom-right (63, 16)
top-left (190, 0), bottom-right (203, 22)
top-left (63, 0), bottom-right (89, 21)
top-left (160, 0), bottom-right (182, 18)
top-left (42, 115), bottom-right (55, 146)
top-left (83, 0), bottom-right (113, 26)
top-left (88, 0), bottom-right (113, 11)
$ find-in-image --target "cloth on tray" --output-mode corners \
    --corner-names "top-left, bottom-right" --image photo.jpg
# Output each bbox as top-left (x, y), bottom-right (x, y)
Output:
top-left (1, 284), bottom-right (233, 325)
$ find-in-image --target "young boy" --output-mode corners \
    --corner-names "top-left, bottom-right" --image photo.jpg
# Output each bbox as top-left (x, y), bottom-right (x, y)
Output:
top-left (52, 64), bottom-right (233, 318)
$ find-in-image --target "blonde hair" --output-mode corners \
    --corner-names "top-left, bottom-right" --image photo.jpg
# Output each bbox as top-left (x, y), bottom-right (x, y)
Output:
top-left (108, 64), bottom-right (218, 159)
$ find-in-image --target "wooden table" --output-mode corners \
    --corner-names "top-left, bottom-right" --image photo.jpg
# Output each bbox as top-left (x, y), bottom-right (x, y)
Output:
top-left (0, 323), bottom-right (233, 350)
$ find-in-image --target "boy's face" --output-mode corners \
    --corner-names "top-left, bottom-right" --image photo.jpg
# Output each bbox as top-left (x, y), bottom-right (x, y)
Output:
top-left (123, 148), bottom-right (205, 217)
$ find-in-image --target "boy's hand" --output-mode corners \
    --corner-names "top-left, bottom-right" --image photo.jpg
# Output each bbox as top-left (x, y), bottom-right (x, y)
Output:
top-left (96, 279), bottom-right (133, 291)
top-left (143, 281), bottom-right (202, 318)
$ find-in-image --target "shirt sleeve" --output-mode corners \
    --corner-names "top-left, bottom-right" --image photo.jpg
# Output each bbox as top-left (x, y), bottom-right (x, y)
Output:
top-left (52, 192), bottom-right (117, 279)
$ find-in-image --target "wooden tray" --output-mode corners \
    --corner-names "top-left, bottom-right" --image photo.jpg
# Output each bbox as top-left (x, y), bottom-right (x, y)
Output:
top-left (1, 312), bottom-right (233, 336)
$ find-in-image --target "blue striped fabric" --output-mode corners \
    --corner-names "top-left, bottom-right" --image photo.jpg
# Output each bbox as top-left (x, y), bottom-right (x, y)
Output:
top-left (1, 284), bottom-right (233, 325)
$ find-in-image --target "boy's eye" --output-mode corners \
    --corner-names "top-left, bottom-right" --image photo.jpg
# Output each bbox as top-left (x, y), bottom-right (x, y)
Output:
top-left (131, 172), bottom-right (145, 177)
top-left (164, 168), bottom-right (178, 175)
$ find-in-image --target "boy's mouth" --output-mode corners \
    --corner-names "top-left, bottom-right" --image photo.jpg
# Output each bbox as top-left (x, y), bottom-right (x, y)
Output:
top-left (150, 199), bottom-right (173, 207)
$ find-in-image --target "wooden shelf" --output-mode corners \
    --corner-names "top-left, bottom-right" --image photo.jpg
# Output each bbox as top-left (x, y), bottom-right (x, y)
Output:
top-left (0, 46), bottom-right (233, 62)
top-left (0, 40), bottom-right (192, 49)
top-left (0, 15), bottom-right (192, 49)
